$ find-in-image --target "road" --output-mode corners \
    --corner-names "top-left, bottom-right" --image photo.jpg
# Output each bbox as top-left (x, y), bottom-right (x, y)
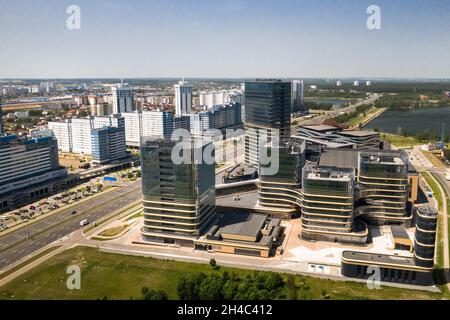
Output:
top-left (432, 172), bottom-right (450, 291)
top-left (294, 93), bottom-right (380, 126)
top-left (0, 181), bottom-right (142, 271)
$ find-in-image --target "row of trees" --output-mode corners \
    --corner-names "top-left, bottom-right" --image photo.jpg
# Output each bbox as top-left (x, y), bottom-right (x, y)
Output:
top-left (177, 271), bottom-right (284, 300)
top-left (332, 104), bottom-right (372, 124)
top-left (374, 93), bottom-right (449, 111)
top-left (305, 101), bottom-right (334, 111)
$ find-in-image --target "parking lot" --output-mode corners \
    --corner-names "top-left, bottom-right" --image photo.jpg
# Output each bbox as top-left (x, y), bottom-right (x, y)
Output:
top-left (0, 178), bottom-right (119, 232)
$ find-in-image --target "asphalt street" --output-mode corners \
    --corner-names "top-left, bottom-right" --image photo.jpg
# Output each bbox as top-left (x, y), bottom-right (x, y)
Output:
top-left (0, 181), bottom-right (142, 270)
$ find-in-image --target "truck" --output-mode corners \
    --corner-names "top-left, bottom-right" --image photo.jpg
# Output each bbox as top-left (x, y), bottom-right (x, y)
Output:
top-left (79, 219), bottom-right (89, 226)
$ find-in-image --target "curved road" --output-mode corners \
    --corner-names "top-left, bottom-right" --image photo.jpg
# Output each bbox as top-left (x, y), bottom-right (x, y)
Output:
top-left (0, 181), bottom-right (142, 271)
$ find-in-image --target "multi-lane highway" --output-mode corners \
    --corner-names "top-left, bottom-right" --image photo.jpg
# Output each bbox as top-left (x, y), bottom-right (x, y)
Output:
top-left (294, 93), bottom-right (381, 126)
top-left (0, 181), bottom-right (142, 270)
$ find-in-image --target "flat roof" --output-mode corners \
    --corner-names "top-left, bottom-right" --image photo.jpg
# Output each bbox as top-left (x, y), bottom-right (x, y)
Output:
top-left (318, 148), bottom-right (360, 168)
top-left (292, 135), bottom-right (354, 148)
top-left (339, 130), bottom-right (379, 137)
top-left (390, 225), bottom-right (411, 241)
top-left (301, 125), bottom-right (340, 132)
top-left (342, 250), bottom-right (416, 267)
top-left (221, 213), bottom-right (267, 238)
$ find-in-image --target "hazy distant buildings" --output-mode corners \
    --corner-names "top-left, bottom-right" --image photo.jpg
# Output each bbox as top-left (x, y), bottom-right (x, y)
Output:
top-left (112, 84), bottom-right (135, 114)
top-left (190, 103), bottom-right (242, 135)
top-left (198, 90), bottom-right (243, 108)
top-left (244, 80), bottom-right (291, 167)
top-left (0, 99), bottom-right (4, 136)
top-left (174, 80), bottom-right (192, 116)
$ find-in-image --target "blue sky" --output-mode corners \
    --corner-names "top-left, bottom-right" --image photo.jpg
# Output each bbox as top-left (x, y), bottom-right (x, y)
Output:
top-left (0, 0), bottom-right (449, 78)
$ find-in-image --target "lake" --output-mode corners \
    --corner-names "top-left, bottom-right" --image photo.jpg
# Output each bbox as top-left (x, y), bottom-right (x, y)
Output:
top-left (363, 106), bottom-right (450, 136)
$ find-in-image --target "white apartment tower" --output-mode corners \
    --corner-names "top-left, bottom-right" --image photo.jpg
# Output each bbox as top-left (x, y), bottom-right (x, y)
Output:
top-left (112, 84), bottom-right (135, 114)
top-left (174, 80), bottom-right (192, 116)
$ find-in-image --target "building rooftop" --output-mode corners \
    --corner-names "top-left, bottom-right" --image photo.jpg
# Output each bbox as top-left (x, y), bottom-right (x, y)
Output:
top-left (339, 130), bottom-right (380, 137)
top-left (417, 206), bottom-right (438, 218)
top-left (221, 213), bottom-right (267, 239)
top-left (319, 148), bottom-right (360, 168)
top-left (360, 150), bottom-right (408, 166)
top-left (292, 135), bottom-right (354, 149)
top-left (342, 250), bottom-right (417, 267)
top-left (301, 125), bottom-right (341, 133)
top-left (304, 164), bottom-right (355, 182)
top-left (390, 225), bottom-right (410, 241)
top-left (203, 212), bottom-right (281, 247)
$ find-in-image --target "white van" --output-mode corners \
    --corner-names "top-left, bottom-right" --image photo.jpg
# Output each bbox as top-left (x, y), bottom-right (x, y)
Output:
top-left (80, 219), bottom-right (89, 226)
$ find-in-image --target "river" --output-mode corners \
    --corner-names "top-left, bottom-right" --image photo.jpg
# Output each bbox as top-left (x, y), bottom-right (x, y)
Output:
top-left (363, 106), bottom-right (450, 136)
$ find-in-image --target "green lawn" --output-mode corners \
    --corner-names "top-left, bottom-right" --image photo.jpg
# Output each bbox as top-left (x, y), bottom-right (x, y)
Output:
top-left (421, 172), bottom-right (443, 209)
top-left (348, 107), bottom-right (383, 127)
top-left (381, 132), bottom-right (423, 148)
top-left (0, 246), bottom-right (447, 300)
top-left (421, 171), bottom-right (450, 294)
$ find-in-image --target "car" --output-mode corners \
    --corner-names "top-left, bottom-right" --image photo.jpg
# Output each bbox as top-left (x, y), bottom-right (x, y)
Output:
top-left (80, 219), bottom-right (89, 226)
top-left (71, 210), bottom-right (77, 215)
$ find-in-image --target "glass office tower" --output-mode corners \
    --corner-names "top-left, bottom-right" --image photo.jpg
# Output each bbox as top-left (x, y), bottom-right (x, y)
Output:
top-left (301, 164), bottom-right (368, 244)
top-left (356, 150), bottom-right (410, 225)
top-left (244, 80), bottom-right (291, 167)
top-left (258, 137), bottom-right (305, 217)
top-left (140, 137), bottom-right (216, 245)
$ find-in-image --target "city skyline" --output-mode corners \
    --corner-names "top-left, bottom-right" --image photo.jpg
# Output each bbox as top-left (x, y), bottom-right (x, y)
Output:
top-left (1, 0), bottom-right (450, 79)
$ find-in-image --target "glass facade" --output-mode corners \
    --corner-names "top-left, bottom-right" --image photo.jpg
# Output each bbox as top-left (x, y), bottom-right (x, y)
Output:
top-left (356, 150), bottom-right (410, 225)
top-left (258, 138), bottom-right (305, 216)
top-left (244, 80), bottom-right (291, 167)
top-left (300, 164), bottom-right (367, 243)
top-left (140, 137), bottom-right (216, 240)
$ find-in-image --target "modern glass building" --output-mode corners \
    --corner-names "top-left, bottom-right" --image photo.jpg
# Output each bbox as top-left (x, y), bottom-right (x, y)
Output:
top-left (258, 137), bottom-right (305, 217)
top-left (356, 150), bottom-right (410, 225)
top-left (140, 137), bottom-right (216, 245)
top-left (414, 206), bottom-right (438, 269)
top-left (244, 80), bottom-right (291, 167)
top-left (301, 164), bottom-right (367, 243)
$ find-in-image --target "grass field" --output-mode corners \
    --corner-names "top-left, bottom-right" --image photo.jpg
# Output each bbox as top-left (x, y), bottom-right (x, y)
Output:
top-left (420, 171), bottom-right (450, 294)
top-left (381, 132), bottom-right (423, 148)
top-left (0, 246), bottom-right (447, 300)
top-left (349, 107), bottom-right (384, 127)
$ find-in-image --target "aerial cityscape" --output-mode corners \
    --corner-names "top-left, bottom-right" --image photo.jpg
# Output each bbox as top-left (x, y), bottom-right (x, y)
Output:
top-left (0, 0), bottom-right (450, 307)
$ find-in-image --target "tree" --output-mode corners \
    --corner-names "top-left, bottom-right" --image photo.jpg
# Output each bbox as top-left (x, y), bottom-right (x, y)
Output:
top-left (222, 279), bottom-right (237, 300)
top-left (264, 272), bottom-right (284, 292)
top-left (143, 289), bottom-right (168, 300)
top-left (287, 275), bottom-right (297, 300)
top-left (199, 273), bottom-right (223, 300)
top-left (209, 258), bottom-right (216, 268)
